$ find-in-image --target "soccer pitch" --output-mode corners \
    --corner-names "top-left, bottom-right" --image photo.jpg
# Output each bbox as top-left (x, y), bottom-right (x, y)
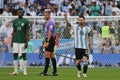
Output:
top-left (0, 67), bottom-right (119, 80)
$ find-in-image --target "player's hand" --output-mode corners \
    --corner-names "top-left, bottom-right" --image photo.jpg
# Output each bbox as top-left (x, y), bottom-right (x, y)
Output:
top-left (24, 43), bottom-right (28, 49)
top-left (43, 42), bottom-right (49, 48)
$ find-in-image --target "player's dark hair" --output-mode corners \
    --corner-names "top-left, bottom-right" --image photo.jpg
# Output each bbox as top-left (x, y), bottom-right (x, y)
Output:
top-left (17, 8), bottom-right (24, 17)
top-left (79, 15), bottom-right (85, 19)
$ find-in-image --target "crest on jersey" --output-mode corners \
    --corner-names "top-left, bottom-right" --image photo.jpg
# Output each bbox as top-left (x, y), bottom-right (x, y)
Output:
top-left (21, 23), bottom-right (24, 26)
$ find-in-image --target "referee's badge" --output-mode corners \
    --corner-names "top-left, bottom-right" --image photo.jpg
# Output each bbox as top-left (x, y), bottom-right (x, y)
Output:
top-left (50, 25), bottom-right (53, 29)
top-left (45, 27), bottom-right (47, 32)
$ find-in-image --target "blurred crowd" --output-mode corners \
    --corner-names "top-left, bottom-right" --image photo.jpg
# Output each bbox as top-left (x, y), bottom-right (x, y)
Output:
top-left (0, 0), bottom-right (120, 16)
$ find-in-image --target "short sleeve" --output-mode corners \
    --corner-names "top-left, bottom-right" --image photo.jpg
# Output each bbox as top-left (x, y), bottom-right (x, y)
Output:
top-left (48, 20), bottom-right (55, 30)
top-left (87, 27), bottom-right (91, 33)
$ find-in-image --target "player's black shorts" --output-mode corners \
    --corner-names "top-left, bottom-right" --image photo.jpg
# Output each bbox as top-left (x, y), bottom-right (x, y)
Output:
top-left (45, 36), bottom-right (55, 52)
top-left (75, 48), bottom-right (89, 60)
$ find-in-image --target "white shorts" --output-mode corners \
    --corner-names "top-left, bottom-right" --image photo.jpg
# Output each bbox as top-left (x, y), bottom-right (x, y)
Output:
top-left (13, 43), bottom-right (26, 54)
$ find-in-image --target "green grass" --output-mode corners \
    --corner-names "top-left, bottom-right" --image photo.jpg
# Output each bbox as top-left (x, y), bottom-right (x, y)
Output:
top-left (0, 67), bottom-right (119, 80)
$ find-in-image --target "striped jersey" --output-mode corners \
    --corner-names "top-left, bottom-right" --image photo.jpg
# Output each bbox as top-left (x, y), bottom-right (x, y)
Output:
top-left (73, 24), bottom-right (91, 49)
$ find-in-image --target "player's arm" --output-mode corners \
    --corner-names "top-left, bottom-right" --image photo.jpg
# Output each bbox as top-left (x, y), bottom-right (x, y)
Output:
top-left (45, 25), bottom-right (53, 47)
top-left (43, 30), bottom-right (52, 48)
top-left (64, 13), bottom-right (71, 27)
top-left (25, 21), bottom-right (30, 49)
top-left (47, 30), bottom-right (52, 42)
top-left (11, 29), bottom-right (15, 42)
top-left (26, 28), bottom-right (29, 42)
top-left (11, 20), bottom-right (16, 47)
top-left (88, 31), bottom-right (93, 53)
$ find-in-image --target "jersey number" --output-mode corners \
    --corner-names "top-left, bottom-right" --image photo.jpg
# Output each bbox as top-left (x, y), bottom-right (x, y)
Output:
top-left (17, 27), bottom-right (21, 31)
top-left (80, 31), bottom-right (84, 35)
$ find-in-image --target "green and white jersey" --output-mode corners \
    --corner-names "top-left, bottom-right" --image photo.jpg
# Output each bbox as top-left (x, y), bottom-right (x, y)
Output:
top-left (13, 18), bottom-right (29, 43)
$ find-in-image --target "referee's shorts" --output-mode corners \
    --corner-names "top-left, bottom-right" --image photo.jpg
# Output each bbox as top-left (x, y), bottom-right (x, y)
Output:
top-left (45, 36), bottom-right (55, 52)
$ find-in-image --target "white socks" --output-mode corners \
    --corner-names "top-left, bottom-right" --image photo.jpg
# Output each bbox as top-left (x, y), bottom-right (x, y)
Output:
top-left (23, 60), bottom-right (27, 75)
top-left (19, 59), bottom-right (23, 70)
top-left (14, 60), bottom-right (18, 73)
top-left (13, 60), bottom-right (27, 75)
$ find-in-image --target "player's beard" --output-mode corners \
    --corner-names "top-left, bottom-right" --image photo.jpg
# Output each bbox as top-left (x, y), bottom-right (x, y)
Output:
top-left (79, 22), bottom-right (84, 26)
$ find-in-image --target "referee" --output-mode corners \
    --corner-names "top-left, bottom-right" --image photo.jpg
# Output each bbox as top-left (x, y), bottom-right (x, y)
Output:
top-left (39, 9), bottom-right (57, 76)
top-left (64, 14), bottom-right (93, 78)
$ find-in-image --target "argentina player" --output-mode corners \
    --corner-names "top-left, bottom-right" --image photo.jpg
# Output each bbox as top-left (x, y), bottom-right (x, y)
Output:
top-left (64, 14), bottom-right (93, 78)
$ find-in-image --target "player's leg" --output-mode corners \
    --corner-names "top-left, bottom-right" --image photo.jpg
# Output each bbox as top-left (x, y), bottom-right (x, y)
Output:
top-left (19, 43), bottom-right (27, 75)
top-left (50, 53), bottom-right (57, 76)
top-left (22, 53), bottom-right (27, 75)
top-left (75, 48), bottom-right (82, 77)
top-left (49, 37), bottom-right (57, 76)
top-left (82, 50), bottom-right (89, 78)
top-left (10, 43), bottom-right (19, 75)
top-left (39, 51), bottom-right (50, 76)
top-left (39, 37), bottom-right (53, 76)
top-left (18, 53), bottom-right (23, 72)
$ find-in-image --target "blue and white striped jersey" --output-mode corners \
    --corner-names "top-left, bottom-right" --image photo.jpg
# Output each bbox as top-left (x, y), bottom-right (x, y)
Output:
top-left (72, 24), bottom-right (91, 49)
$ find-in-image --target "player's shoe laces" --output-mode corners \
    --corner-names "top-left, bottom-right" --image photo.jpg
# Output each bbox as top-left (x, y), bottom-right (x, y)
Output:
top-left (83, 74), bottom-right (88, 78)
top-left (18, 68), bottom-right (23, 73)
top-left (10, 72), bottom-right (18, 76)
top-left (77, 71), bottom-right (81, 78)
top-left (49, 72), bottom-right (58, 76)
top-left (39, 72), bottom-right (48, 76)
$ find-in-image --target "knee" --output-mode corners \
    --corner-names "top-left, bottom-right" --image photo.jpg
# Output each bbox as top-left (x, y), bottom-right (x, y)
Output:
top-left (83, 56), bottom-right (89, 62)
top-left (44, 53), bottom-right (50, 58)
top-left (76, 60), bottom-right (80, 64)
top-left (22, 53), bottom-right (27, 60)
top-left (13, 53), bottom-right (18, 60)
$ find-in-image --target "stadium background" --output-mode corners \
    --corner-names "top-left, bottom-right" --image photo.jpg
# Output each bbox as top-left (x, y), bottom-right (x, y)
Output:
top-left (0, 16), bottom-right (120, 68)
top-left (0, 0), bottom-right (120, 80)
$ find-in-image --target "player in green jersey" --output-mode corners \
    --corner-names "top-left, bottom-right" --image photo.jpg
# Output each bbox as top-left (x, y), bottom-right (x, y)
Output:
top-left (10, 8), bottom-right (30, 76)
